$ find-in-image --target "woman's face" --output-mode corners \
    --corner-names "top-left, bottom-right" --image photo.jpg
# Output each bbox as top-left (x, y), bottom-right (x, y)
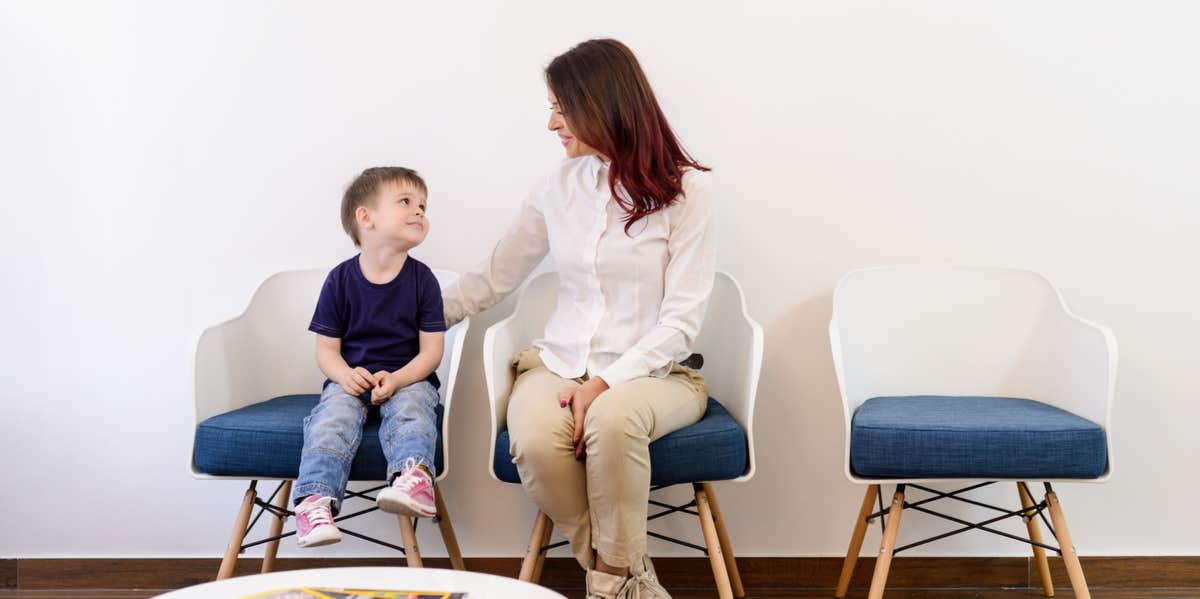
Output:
top-left (547, 89), bottom-right (601, 159)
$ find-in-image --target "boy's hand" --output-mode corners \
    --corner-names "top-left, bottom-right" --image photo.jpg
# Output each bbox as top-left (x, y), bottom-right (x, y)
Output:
top-left (338, 366), bottom-right (375, 396)
top-left (371, 371), bottom-right (399, 405)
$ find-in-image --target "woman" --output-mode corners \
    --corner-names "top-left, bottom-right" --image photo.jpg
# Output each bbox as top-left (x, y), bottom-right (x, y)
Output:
top-left (442, 38), bottom-right (715, 599)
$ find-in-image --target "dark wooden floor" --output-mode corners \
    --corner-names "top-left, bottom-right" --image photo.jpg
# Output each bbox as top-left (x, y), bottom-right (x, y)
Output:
top-left (3, 590), bottom-right (1200, 598)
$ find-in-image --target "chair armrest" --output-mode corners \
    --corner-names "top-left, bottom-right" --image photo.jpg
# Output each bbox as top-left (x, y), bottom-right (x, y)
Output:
top-left (694, 272), bottom-right (765, 482)
top-left (482, 272), bottom-right (557, 481)
top-left (193, 315), bottom-right (263, 426)
top-left (435, 316), bottom-right (469, 482)
top-left (483, 310), bottom-right (524, 475)
top-left (1032, 302), bottom-right (1118, 480)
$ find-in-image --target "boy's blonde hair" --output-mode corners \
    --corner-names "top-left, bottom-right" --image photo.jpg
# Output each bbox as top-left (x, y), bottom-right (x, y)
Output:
top-left (341, 167), bottom-right (428, 246)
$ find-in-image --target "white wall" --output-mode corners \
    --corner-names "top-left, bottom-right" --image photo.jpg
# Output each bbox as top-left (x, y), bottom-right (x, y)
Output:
top-left (2, 1), bottom-right (1198, 558)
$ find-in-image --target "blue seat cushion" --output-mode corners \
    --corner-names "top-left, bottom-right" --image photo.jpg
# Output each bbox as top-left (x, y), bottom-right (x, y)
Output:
top-left (194, 394), bottom-right (443, 479)
top-left (851, 396), bottom-right (1107, 479)
top-left (494, 397), bottom-right (748, 486)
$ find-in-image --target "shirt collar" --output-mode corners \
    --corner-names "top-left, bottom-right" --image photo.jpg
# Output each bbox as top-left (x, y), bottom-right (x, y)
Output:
top-left (588, 155), bottom-right (609, 191)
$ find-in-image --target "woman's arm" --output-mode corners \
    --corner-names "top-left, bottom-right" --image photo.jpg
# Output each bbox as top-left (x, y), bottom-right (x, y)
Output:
top-left (598, 174), bottom-right (716, 388)
top-left (442, 191), bottom-right (549, 326)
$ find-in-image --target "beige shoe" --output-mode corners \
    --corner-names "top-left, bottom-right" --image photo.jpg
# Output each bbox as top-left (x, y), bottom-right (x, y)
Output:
top-left (616, 556), bottom-right (670, 599)
top-left (586, 568), bottom-right (628, 599)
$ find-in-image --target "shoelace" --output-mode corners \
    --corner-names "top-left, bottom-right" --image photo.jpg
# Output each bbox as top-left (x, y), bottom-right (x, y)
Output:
top-left (299, 498), bottom-right (334, 527)
top-left (615, 571), bottom-right (669, 599)
top-left (616, 559), bottom-right (669, 599)
top-left (392, 457), bottom-right (426, 492)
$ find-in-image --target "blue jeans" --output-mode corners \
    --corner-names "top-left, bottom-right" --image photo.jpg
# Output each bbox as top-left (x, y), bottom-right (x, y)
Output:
top-left (293, 381), bottom-right (439, 512)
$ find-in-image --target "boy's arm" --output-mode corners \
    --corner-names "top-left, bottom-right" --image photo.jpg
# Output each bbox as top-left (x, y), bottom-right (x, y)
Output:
top-left (382, 331), bottom-right (445, 391)
top-left (316, 334), bottom-right (375, 395)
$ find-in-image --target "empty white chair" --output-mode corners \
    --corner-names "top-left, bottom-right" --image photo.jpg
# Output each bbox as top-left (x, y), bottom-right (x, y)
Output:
top-left (830, 266), bottom-right (1117, 599)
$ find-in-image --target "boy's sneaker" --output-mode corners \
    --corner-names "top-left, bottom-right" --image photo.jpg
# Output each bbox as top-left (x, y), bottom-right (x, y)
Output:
top-left (294, 494), bottom-right (341, 548)
top-left (377, 460), bottom-right (437, 518)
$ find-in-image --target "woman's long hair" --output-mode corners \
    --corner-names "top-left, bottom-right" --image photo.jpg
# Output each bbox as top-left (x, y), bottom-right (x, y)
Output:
top-left (546, 38), bottom-right (710, 233)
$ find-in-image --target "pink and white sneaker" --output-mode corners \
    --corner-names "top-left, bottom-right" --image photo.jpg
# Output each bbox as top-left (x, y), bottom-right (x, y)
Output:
top-left (376, 459), bottom-right (437, 518)
top-left (294, 494), bottom-right (341, 548)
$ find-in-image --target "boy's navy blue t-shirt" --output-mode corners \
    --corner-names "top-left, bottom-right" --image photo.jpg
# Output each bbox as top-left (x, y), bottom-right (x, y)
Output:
top-left (309, 255), bottom-right (447, 389)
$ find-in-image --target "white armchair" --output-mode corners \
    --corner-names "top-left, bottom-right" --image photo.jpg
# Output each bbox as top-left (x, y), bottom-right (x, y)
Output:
top-left (482, 271), bottom-right (763, 599)
top-left (191, 268), bottom-right (469, 578)
top-left (829, 266), bottom-right (1117, 599)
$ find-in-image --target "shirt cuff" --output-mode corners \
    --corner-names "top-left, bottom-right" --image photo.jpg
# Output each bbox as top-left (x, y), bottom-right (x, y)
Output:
top-left (309, 321), bottom-right (343, 337)
top-left (598, 352), bottom-right (649, 388)
top-left (420, 320), bottom-right (447, 333)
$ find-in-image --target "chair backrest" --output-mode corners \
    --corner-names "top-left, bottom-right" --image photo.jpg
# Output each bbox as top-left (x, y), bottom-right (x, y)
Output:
top-left (485, 270), bottom-right (762, 482)
top-left (192, 267), bottom-right (468, 480)
top-left (831, 266), bottom-right (1063, 413)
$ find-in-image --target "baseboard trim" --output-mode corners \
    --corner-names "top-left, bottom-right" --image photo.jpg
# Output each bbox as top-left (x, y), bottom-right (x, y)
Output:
top-left (5, 556), bottom-right (1199, 591)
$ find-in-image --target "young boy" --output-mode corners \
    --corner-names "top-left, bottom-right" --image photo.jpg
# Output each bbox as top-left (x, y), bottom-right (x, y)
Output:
top-left (293, 167), bottom-right (446, 547)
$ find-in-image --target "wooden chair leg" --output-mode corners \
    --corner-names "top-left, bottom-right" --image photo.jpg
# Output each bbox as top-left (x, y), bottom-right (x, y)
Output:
top-left (867, 485), bottom-right (905, 599)
top-left (397, 515), bottom-right (423, 567)
top-left (519, 511), bottom-right (552, 582)
top-left (695, 483), bottom-right (735, 599)
top-left (530, 513), bottom-right (554, 584)
top-left (1019, 483), bottom-right (1054, 597)
top-left (1046, 488), bottom-right (1091, 599)
top-left (432, 482), bottom-right (465, 571)
top-left (261, 480), bottom-right (292, 574)
top-left (836, 484), bottom-right (880, 598)
top-left (217, 482), bottom-right (258, 580)
top-left (701, 482), bottom-right (745, 598)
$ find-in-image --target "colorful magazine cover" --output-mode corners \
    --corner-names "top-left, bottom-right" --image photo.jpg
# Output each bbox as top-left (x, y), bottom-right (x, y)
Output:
top-left (241, 588), bottom-right (466, 599)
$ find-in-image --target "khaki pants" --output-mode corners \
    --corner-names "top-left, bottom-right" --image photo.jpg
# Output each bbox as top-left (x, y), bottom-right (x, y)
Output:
top-left (506, 348), bottom-right (708, 570)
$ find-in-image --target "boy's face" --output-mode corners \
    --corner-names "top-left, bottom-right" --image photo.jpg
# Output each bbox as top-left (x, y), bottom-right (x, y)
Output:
top-left (359, 180), bottom-right (429, 249)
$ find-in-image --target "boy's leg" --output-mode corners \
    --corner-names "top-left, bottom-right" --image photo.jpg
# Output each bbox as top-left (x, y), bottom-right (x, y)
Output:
top-left (293, 383), bottom-right (369, 512)
top-left (376, 381), bottom-right (441, 517)
top-left (378, 380), bottom-right (441, 479)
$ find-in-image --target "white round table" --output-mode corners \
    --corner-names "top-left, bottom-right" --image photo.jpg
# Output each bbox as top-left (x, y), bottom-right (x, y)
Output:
top-left (156, 567), bottom-right (566, 599)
